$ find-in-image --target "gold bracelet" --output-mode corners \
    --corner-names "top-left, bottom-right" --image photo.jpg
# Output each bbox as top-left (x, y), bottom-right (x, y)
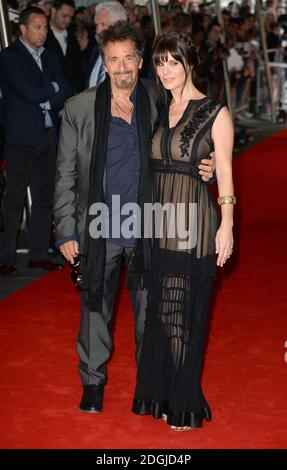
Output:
top-left (217, 196), bottom-right (236, 205)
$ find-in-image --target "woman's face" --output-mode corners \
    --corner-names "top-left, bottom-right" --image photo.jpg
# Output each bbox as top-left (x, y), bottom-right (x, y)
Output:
top-left (156, 51), bottom-right (189, 91)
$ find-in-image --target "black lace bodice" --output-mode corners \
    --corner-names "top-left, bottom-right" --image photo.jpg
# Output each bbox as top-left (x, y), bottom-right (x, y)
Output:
top-left (149, 97), bottom-right (225, 260)
top-left (151, 97), bottom-right (225, 180)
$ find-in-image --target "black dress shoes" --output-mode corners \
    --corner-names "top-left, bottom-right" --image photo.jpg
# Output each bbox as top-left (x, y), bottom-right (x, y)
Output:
top-left (28, 259), bottom-right (63, 271)
top-left (79, 384), bottom-right (104, 413)
top-left (0, 264), bottom-right (21, 277)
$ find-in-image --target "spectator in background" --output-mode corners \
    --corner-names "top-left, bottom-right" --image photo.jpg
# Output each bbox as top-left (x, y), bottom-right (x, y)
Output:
top-left (139, 15), bottom-right (155, 79)
top-left (128, 13), bottom-right (140, 30)
top-left (267, 22), bottom-right (283, 62)
top-left (228, 17), bottom-right (240, 42)
top-left (266, 0), bottom-right (277, 16)
top-left (222, 8), bottom-right (231, 31)
top-left (159, 6), bottom-right (171, 31)
top-left (0, 7), bottom-right (71, 276)
top-left (27, 0), bottom-right (53, 18)
top-left (71, 20), bottom-right (93, 67)
top-left (171, 2), bottom-right (183, 17)
top-left (136, 5), bottom-right (149, 20)
top-left (264, 8), bottom-right (277, 33)
top-left (245, 13), bottom-right (257, 41)
top-left (238, 0), bottom-right (252, 18)
top-left (192, 22), bottom-right (206, 47)
top-left (87, 1), bottom-right (127, 88)
top-left (7, 0), bottom-right (20, 13)
top-left (74, 6), bottom-right (86, 22)
top-left (202, 12), bottom-right (212, 33)
top-left (201, 22), bottom-right (225, 99)
top-left (172, 13), bottom-right (193, 34)
top-left (226, 34), bottom-right (244, 112)
top-left (9, 20), bottom-right (21, 42)
top-left (45, 0), bottom-right (86, 93)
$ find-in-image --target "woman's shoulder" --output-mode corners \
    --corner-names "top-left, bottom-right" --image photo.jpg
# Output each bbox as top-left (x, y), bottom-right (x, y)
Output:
top-left (197, 97), bottom-right (228, 122)
top-left (201, 96), bottom-right (225, 109)
top-left (187, 97), bottom-right (225, 121)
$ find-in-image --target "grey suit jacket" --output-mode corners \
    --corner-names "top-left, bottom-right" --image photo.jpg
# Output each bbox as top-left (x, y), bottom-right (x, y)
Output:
top-left (54, 79), bottom-right (159, 251)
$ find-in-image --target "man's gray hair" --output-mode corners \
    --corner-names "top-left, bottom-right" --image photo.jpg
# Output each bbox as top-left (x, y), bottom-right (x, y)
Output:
top-left (95, 2), bottom-right (128, 23)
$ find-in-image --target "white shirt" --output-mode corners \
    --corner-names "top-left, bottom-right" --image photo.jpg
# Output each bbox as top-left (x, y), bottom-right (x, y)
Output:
top-left (227, 48), bottom-right (244, 72)
top-left (51, 28), bottom-right (68, 56)
top-left (19, 37), bottom-right (55, 128)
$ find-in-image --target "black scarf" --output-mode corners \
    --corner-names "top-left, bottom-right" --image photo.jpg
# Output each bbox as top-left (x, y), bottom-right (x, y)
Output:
top-left (81, 77), bottom-right (153, 312)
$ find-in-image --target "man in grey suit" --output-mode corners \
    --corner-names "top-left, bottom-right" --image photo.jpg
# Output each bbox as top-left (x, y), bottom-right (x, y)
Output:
top-left (54, 21), bottom-right (214, 413)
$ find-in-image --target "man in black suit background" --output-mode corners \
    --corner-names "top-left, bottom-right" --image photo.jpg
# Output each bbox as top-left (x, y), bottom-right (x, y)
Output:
top-left (45, 0), bottom-right (86, 94)
top-left (0, 7), bottom-right (71, 276)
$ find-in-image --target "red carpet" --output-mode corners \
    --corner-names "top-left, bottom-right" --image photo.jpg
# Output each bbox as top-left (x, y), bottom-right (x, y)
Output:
top-left (0, 130), bottom-right (287, 448)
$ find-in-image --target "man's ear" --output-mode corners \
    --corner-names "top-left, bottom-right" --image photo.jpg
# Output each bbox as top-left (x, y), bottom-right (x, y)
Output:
top-left (19, 23), bottom-right (26, 37)
top-left (139, 57), bottom-right (143, 70)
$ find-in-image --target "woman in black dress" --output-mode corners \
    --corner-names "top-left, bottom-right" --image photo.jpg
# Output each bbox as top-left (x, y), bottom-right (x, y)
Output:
top-left (132, 31), bottom-right (235, 431)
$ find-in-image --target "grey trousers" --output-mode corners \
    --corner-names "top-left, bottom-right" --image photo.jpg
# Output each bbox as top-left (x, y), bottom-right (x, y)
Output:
top-left (77, 240), bottom-right (147, 385)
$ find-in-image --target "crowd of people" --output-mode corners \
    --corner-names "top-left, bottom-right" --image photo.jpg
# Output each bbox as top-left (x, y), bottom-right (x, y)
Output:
top-left (4, 0), bottom-right (287, 119)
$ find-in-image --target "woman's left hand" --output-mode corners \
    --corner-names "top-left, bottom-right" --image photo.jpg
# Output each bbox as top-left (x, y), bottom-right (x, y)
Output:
top-left (215, 224), bottom-right (234, 267)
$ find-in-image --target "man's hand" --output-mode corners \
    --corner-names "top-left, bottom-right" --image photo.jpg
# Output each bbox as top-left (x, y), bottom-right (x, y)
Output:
top-left (198, 152), bottom-right (216, 182)
top-left (59, 240), bottom-right (79, 264)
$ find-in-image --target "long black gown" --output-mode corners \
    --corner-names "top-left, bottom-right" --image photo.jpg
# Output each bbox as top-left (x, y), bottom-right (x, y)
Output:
top-left (133, 96), bottom-right (225, 428)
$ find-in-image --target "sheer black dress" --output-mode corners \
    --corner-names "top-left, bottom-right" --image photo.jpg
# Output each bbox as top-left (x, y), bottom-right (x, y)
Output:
top-left (133, 97), bottom-right (225, 428)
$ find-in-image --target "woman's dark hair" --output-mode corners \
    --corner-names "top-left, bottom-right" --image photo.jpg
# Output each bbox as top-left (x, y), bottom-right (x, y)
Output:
top-left (99, 21), bottom-right (145, 59)
top-left (153, 30), bottom-right (202, 92)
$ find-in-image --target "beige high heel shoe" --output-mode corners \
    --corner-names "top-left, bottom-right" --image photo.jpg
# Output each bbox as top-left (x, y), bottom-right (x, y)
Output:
top-left (163, 414), bottom-right (192, 431)
top-left (170, 425), bottom-right (193, 432)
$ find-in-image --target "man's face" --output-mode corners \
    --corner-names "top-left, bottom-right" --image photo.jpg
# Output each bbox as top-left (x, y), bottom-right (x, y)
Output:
top-left (51, 5), bottom-right (75, 31)
top-left (95, 11), bottom-right (113, 41)
top-left (103, 40), bottom-right (142, 91)
top-left (20, 13), bottom-right (48, 49)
